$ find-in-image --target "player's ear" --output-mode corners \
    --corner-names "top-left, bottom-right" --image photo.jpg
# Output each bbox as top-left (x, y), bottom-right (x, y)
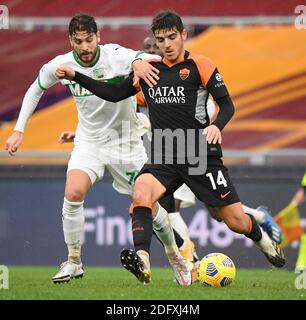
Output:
top-left (181, 29), bottom-right (187, 41)
top-left (96, 31), bottom-right (101, 43)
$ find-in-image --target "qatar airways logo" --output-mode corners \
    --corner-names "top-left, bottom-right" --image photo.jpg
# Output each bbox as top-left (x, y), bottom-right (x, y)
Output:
top-left (148, 86), bottom-right (186, 104)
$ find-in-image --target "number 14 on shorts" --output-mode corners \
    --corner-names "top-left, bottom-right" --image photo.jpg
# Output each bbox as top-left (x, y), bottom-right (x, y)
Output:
top-left (206, 170), bottom-right (228, 190)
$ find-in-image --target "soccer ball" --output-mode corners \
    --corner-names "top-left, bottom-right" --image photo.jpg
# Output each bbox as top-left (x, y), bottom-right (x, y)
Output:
top-left (197, 252), bottom-right (236, 287)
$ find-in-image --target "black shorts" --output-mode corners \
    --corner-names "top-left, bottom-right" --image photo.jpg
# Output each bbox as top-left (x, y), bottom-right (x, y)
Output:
top-left (158, 194), bottom-right (175, 213)
top-left (138, 157), bottom-right (240, 207)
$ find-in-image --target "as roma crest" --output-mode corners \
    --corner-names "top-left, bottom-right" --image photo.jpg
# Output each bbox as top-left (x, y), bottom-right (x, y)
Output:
top-left (179, 68), bottom-right (190, 80)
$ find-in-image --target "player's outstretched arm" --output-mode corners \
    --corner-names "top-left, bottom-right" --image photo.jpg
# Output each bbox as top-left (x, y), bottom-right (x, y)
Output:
top-left (55, 66), bottom-right (138, 103)
top-left (76, 71), bottom-right (137, 102)
top-left (6, 58), bottom-right (60, 156)
top-left (5, 79), bottom-right (47, 156)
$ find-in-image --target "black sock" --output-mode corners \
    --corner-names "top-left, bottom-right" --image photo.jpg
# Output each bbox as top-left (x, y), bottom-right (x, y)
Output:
top-left (132, 206), bottom-right (153, 254)
top-left (244, 213), bottom-right (262, 242)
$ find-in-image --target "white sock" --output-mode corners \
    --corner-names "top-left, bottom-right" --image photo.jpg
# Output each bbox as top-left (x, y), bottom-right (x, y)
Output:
top-left (153, 203), bottom-right (179, 257)
top-left (62, 197), bottom-right (84, 264)
top-left (168, 211), bottom-right (190, 242)
top-left (242, 204), bottom-right (265, 224)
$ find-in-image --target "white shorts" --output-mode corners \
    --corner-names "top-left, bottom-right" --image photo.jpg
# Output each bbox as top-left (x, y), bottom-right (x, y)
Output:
top-left (67, 139), bottom-right (147, 195)
top-left (173, 184), bottom-right (196, 208)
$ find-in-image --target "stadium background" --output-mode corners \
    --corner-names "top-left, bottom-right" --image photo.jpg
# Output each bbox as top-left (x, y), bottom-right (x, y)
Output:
top-left (0, 0), bottom-right (305, 271)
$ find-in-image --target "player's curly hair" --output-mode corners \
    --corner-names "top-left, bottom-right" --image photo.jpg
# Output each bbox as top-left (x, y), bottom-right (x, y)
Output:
top-left (151, 10), bottom-right (184, 34)
top-left (69, 13), bottom-right (98, 36)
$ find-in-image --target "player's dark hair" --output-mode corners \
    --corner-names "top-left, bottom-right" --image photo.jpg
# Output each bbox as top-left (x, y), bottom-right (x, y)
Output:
top-left (151, 10), bottom-right (184, 34)
top-left (69, 13), bottom-right (98, 36)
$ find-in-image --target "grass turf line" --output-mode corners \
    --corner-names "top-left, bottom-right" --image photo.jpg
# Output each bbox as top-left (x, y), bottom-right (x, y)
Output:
top-left (0, 267), bottom-right (305, 300)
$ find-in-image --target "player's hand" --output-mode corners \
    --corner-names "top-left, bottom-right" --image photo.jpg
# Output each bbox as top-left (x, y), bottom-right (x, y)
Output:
top-left (203, 125), bottom-right (222, 144)
top-left (55, 65), bottom-right (75, 80)
top-left (58, 131), bottom-right (75, 144)
top-left (132, 59), bottom-right (160, 88)
top-left (5, 131), bottom-right (23, 156)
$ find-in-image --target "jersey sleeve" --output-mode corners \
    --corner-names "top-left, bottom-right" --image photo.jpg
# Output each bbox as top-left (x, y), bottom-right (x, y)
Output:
top-left (38, 58), bottom-right (61, 90)
top-left (191, 55), bottom-right (229, 100)
top-left (13, 56), bottom-right (62, 132)
top-left (14, 80), bottom-right (45, 132)
top-left (105, 44), bottom-right (161, 74)
top-left (105, 44), bottom-right (141, 74)
top-left (135, 51), bottom-right (161, 61)
top-left (206, 67), bottom-right (229, 100)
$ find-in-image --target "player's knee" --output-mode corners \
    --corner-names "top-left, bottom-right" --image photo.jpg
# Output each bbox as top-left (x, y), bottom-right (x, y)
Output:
top-left (132, 180), bottom-right (153, 205)
top-left (132, 188), bottom-right (151, 205)
top-left (65, 188), bottom-right (86, 202)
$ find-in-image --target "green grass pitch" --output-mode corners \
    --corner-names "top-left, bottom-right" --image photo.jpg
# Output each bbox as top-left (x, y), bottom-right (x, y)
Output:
top-left (0, 266), bottom-right (305, 300)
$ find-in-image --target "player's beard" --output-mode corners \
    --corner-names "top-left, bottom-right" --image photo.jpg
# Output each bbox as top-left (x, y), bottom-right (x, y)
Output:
top-left (79, 47), bottom-right (98, 64)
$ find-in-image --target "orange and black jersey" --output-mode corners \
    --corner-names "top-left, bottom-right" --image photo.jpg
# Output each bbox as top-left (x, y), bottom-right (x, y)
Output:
top-left (73, 50), bottom-right (235, 158)
top-left (136, 51), bottom-right (231, 132)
